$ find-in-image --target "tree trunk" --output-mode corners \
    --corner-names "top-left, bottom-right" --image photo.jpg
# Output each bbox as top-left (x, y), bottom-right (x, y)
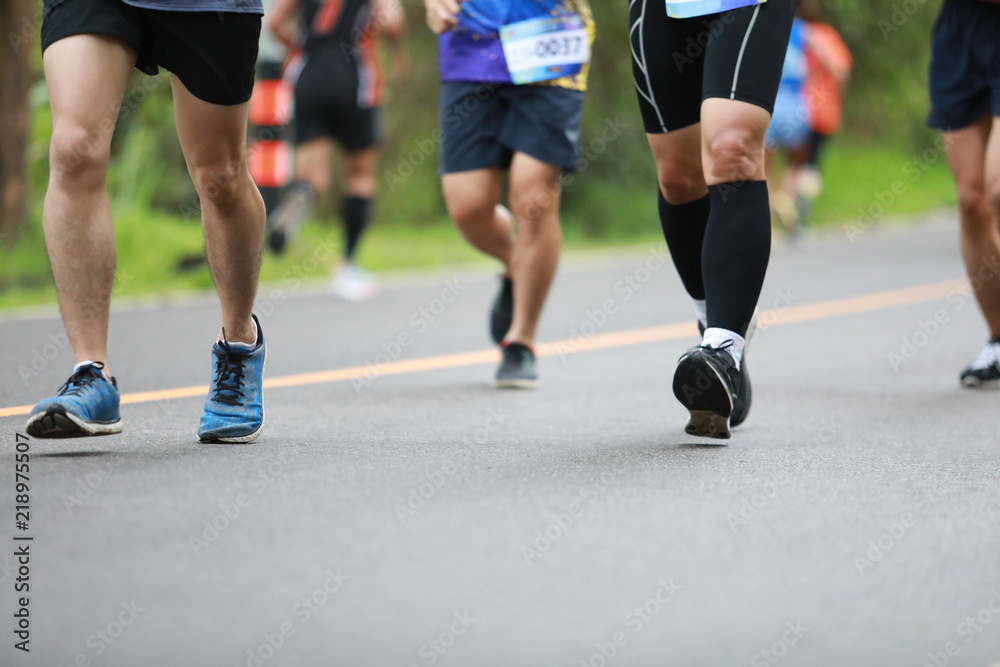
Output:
top-left (0, 0), bottom-right (35, 244)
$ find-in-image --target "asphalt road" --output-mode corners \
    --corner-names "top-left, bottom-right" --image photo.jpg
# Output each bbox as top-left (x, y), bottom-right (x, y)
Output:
top-left (1, 213), bottom-right (999, 667)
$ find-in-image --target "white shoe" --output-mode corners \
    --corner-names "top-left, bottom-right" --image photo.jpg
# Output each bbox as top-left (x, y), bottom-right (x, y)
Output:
top-left (331, 264), bottom-right (380, 302)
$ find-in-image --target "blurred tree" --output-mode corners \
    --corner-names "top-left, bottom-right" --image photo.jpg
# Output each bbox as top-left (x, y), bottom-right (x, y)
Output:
top-left (0, 0), bottom-right (35, 243)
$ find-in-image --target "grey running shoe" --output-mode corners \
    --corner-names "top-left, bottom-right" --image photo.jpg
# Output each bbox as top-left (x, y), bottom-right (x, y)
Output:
top-left (496, 342), bottom-right (538, 389)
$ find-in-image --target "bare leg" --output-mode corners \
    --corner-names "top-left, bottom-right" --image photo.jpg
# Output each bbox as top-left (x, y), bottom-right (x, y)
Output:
top-left (442, 169), bottom-right (514, 268)
top-left (42, 35), bottom-right (136, 378)
top-left (341, 147), bottom-right (379, 263)
top-left (647, 125), bottom-right (707, 204)
top-left (701, 98), bottom-right (771, 184)
top-left (293, 137), bottom-right (334, 196)
top-left (171, 75), bottom-right (265, 345)
top-left (343, 147), bottom-right (378, 199)
top-left (944, 115), bottom-right (1000, 337)
top-left (504, 153), bottom-right (563, 347)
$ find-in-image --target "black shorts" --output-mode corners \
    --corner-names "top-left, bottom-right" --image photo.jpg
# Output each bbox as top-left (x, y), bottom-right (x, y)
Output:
top-left (439, 82), bottom-right (585, 174)
top-left (630, 0), bottom-right (794, 133)
top-left (928, 0), bottom-right (1000, 131)
top-left (293, 54), bottom-right (381, 151)
top-left (41, 0), bottom-right (260, 106)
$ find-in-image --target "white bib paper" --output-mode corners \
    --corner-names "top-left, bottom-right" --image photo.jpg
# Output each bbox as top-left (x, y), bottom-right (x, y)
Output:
top-left (500, 15), bottom-right (590, 84)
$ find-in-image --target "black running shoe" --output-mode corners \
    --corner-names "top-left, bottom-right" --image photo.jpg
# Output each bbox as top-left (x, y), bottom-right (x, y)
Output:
top-left (960, 341), bottom-right (1000, 389)
top-left (490, 275), bottom-right (514, 345)
top-left (267, 182), bottom-right (315, 255)
top-left (496, 342), bottom-right (538, 389)
top-left (696, 319), bottom-right (754, 428)
top-left (672, 343), bottom-right (741, 439)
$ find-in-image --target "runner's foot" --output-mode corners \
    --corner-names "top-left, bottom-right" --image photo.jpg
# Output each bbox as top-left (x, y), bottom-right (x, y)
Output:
top-left (490, 275), bottom-right (513, 345)
top-left (267, 182), bottom-right (315, 255)
top-left (199, 315), bottom-right (266, 443)
top-left (960, 339), bottom-right (1000, 389)
top-left (496, 342), bottom-right (538, 389)
top-left (332, 263), bottom-right (380, 302)
top-left (26, 362), bottom-right (122, 438)
top-left (672, 343), bottom-right (742, 439)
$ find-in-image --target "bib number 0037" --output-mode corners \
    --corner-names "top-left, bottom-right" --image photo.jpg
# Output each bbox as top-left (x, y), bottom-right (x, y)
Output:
top-left (500, 15), bottom-right (590, 85)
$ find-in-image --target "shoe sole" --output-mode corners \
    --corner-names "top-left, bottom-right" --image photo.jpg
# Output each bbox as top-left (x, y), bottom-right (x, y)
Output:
top-left (672, 352), bottom-right (732, 439)
top-left (199, 348), bottom-right (267, 444)
top-left (495, 377), bottom-right (540, 390)
top-left (200, 415), bottom-right (265, 444)
top-left (960, 377), bottom-right (1000, 390)
top-left (25, 408), bottom-right (122, 439)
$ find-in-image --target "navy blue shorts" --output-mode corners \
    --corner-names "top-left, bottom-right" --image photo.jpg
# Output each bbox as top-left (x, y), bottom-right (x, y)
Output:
top-left (928, 0), bottom-right (1000, 131)
top-left (439, 82), bottom-right (585, 174)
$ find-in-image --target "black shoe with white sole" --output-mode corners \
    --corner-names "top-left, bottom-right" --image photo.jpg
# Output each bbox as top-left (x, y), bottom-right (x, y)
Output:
top-left (672, 343), bottom-right (741, 439)
top-left (696, 319), bottom-right (754, 429)
top-left (490, 275), bottom-right (514, 345)
top-left (960, 341), bottom-right (1000, 389)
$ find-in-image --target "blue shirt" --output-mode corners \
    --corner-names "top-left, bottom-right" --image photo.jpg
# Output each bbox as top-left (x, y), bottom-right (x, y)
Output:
top-left (438, 0), bottom-right (593, 89)
top-left (779, 17), bottom-right (808, 96)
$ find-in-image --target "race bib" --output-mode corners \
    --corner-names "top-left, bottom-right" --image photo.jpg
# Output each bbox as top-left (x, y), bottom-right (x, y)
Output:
top-left (500, 15), bottom-right (591, 85)
top-left (666, 0), bottom-right (765, 19)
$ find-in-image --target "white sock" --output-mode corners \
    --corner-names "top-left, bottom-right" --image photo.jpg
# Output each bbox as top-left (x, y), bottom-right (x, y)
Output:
top-left (692, 299), bottom-right (708, 330)
top-left (74, 361), bottom-right (109, 379)
top-left (225, 319), bottom-right (258, 351)
top-left (702, 327), bottom-right (745, 370)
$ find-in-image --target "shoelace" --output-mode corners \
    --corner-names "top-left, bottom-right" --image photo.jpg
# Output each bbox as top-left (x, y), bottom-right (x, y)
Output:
top-left (58, 362), bottom-right (106, 397)
top-left (702, 340), bottom-right (735, 354)
top-left (969, 343), bottom-right (1000, 371)
top-left (210, 332), bottom-right (248, 407)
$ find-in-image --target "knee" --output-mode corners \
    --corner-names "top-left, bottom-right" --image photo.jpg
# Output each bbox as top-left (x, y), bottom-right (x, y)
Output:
top-left (190, 158), bottom-right (247, 211)
top-left (510, 183), bottom-right (559, 232)
top-left (656, 161), bottom-right (707, 205)
top-left (49, 126), bottom-right (110, 186)
top-left (705, 128), bottom-right (764, 183)
top-left (447, 197), bottom-right (495, 233)
top-left (345, 172), bottom-right (376, 199)
top-left (957, 183), bottom-right (992, 229)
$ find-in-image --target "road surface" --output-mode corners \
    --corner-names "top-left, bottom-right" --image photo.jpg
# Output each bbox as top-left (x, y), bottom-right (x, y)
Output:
top-left (1, 214), bottom-right (998, 667)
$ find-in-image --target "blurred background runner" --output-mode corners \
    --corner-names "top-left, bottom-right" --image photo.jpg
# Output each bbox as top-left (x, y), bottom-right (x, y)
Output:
top-left (266, 0), bottom-right (405, 301)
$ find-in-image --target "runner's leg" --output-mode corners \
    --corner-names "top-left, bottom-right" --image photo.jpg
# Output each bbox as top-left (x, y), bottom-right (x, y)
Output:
top-left (648, 127), bottom-right (710, 314)
top-left (503, 153), bottom-right (563, 347)
top-left (171, 74), bottom-right (264, 345)
top-left (42, 34), bottom-right (136, 377)
top-left (948, 114), bottom-right (1000, 337)
top-left (342, 147), bottom-right (378, 261)
top-left (442, 169), bottom-right (513, 268)
top-left (294, 137), bottom-right (334, 196)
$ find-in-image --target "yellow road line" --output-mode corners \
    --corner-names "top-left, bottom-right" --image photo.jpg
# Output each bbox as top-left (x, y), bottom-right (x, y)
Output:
top-left (0, 278), bottom-right (966, 419)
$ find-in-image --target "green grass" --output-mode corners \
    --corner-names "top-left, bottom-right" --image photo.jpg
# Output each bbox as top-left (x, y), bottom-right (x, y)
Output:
top-left (0, 139), bottom-right (957, 311)
top-left (799, 138), bottom-right (956, 227)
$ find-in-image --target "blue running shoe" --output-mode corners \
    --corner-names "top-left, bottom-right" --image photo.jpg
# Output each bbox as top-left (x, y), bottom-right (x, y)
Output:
top-left (26, 362), bottom-right (122, 438)
top-left (198, 315), bottom-right (266, 444)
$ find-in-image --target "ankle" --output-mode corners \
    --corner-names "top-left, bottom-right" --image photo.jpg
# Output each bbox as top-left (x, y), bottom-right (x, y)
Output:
top-left (75, 360), bottom-right (111, 380)
top-left (503, 337), bottom-right (534, 351)
top-left (220, 317), bottom-right (257, 347)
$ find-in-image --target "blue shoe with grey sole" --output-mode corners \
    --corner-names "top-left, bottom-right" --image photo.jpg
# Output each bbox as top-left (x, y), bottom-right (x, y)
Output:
top-left (25, 362), bottom-right (123, 438)
top-left (198, 315), bottom-right (266, 444)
